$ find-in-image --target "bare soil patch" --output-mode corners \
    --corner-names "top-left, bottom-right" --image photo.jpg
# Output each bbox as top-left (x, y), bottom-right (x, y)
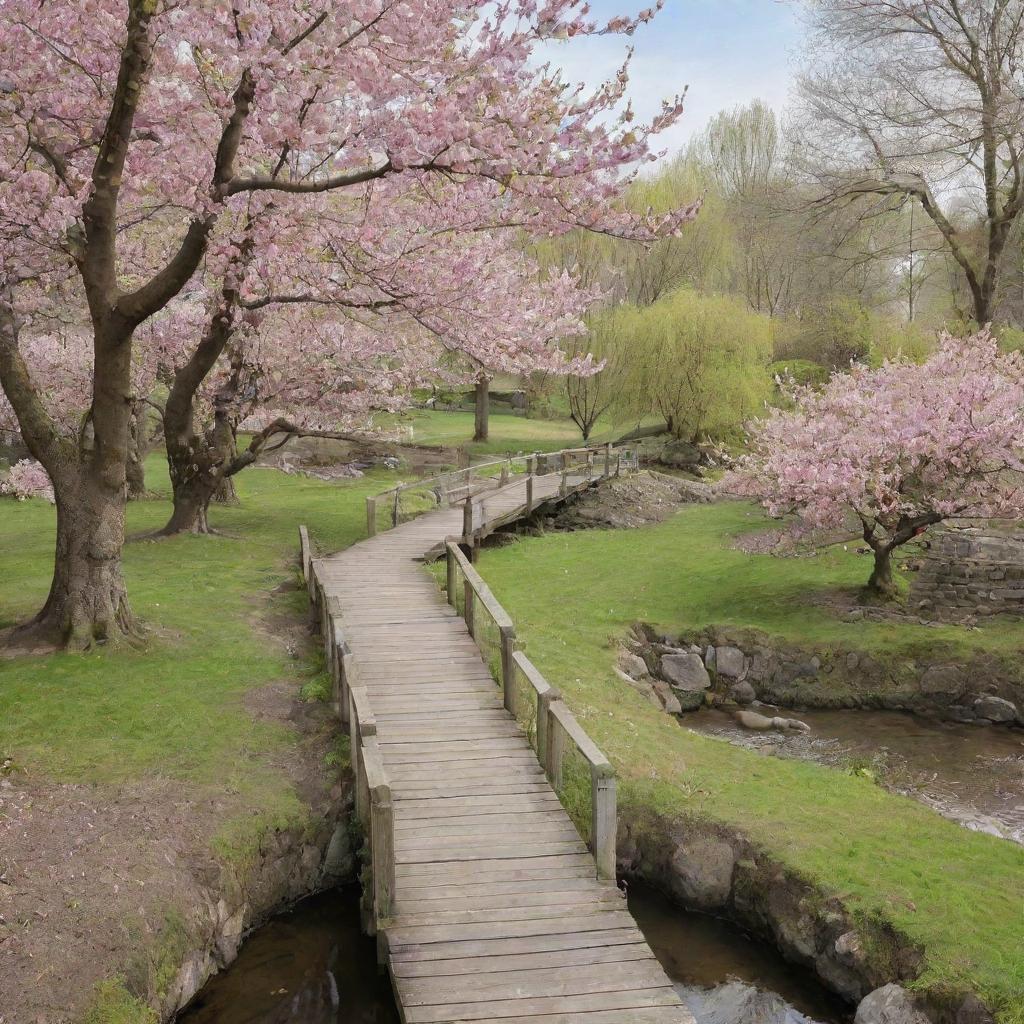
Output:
top-left (0, 604), bottom-right (339, 1024)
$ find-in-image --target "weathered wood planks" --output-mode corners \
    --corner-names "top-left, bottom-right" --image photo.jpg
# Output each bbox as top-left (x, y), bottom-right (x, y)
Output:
top-left (309, 457), bottom-right (690, 1024)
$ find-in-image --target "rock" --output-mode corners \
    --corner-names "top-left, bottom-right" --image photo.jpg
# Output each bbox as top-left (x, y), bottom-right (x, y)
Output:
top-left (945, 704), bottom-right (977, 723)
top-left (680, 981), bottom-right (790, 1024)
top-left (855, 984), bottom-right (931, 1024)
top-left (834, 929), bottom-right (865, 966)
top-left (729, 681), bottom-right (757, 705)
top-left (675, 688), bottom-right (707, 712)
top-left (735, 710), bottom-right (775, 731)
top-left (956, 994), bottom-right (996, 1024)
top-left (614, 668), bottom-right (662, 708)
top-left (660, 438), bottom-right (702, 469)
top-left (771, 716), bottom-right (811, 734)
top-left (846, 652), bottom-right (860, 670)
top-left (669, 835), bottom-right (735, 909)
top-left (617, 649), bottom-right (650, 681)
top-left (918, 664), bottom-right (966, 702)
top-left (844, 608), bottom-right (865, 622)
top-left (660, 652), bottom-right (711, 691)
top-left (321, 822), bottom-right (354, 881)
top-left (652, 680), bottom-right (683, 715)
top-left (715, 645), bottom-right (746, 679)
top-left (704, 645), bottom-right (717, 672)
top-left (973, 695), bottom-right (1018, 723)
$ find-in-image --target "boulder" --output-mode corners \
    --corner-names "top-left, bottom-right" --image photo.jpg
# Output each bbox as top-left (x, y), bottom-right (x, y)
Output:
top-left (681, 981), bottom-right (790, 1024)
top-left (651, 680), bottom-right (683, 715)
top-left (771, 716), bottom-right (811, 734)
top-left (735, 710), bottom-right (775, 731)
top-left (855, 984), bottom-right (931, 1024)
top-left (675, 688), bottom-right (707, 712)
top-left (704, 645), bottom-right (717, 672)
top-left (973, 695), bottom-right (1018, 722)
top-left (617, 649), bottom-right (650, 681)
top-left (918, 664), bottom-right (966, 703)
top-left (614, 668), bottom-right (662, 708)
top-left (660, 652), bottom-right (711, 691)
top-left (715, 645), bottom-right (746, 679)
top-left (669, 835), bottom-right (735, 909)
top-left (729, 681), bottom-right (757, 706)
top-left (660, 438), bottom-right (702, 469)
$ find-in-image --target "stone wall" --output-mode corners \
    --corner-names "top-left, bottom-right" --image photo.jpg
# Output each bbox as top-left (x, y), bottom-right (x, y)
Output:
top-left (911, 521), bottom-right (1024, 617)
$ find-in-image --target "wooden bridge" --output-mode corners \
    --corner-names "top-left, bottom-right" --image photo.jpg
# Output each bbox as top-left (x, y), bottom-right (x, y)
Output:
top-left (301, 447), bottom-right (693, 1024)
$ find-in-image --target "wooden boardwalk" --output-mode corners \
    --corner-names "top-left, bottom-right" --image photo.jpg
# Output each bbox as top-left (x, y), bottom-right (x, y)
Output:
top-left (311, 463), bottom-right (693, 1024)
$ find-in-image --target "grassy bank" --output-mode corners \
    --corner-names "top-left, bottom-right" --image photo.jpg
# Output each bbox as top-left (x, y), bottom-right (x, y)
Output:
top-left (0, 454), bottom-right (392, 1021)
top-left (473, 502), bottom-right (1024, 1020)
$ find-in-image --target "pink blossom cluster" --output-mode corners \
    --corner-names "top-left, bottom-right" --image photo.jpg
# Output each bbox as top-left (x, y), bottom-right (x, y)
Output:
top-left (1, 459), bottom-right (55, 503)
top-left (728, 330), bottom-right (1024, 541)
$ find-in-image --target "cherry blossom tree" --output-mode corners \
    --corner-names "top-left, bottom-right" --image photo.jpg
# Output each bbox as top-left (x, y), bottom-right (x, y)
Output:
top-left (729, 330), bottom-right (1024, 598)
top-left (0, 0), bottom-right (697, 648)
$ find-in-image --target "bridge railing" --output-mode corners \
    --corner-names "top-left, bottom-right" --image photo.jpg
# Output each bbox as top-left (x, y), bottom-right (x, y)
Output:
top-left (365, 442), bottom-right (639, 538)
top-left (445, 540), bottom-right (617, 882)
top-left (300, 529), bottom-right (393, 963)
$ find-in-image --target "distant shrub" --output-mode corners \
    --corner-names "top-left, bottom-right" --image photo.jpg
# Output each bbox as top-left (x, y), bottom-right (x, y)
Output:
top-left (768, 359), bottom-right (829, 387)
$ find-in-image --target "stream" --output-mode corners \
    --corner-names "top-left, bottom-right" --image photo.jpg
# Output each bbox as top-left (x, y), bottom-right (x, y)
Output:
top-left (178, 883), bottom-right (852, 1024)
top-left (687, 706), bottom-right (1024, 844)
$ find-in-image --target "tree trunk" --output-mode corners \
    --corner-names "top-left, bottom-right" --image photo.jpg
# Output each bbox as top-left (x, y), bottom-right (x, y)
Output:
top-left (162, 437), bottom-right (222, 535)
top-left (126, 403), bottom-right (147, 500)
top-left (867, 545), bottom-right (898, 599)
top-left (473, 378), bottom-right (489, 442)
top-left (27, 473), bottom-right (135, 648)
top-left (211, 414), bottom-right (239, 505)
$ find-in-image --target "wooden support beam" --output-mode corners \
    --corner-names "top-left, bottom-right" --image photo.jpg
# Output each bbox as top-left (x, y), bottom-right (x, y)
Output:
top-left (298, 524), bottom-right (312, 582)
top-left (366, 496), bottom-right (377, 538)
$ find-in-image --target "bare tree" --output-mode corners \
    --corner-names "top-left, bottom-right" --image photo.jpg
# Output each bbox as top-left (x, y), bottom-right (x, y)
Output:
top-left (797, 0), bottom-right (1024, 326)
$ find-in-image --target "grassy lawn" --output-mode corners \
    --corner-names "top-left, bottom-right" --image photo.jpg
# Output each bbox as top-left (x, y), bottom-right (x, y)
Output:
top-left (473, 502), bottom-right (1024, 1020)
top-left (382, 408), bottom-right (626, 457)
top-left (0, 454), bottom-right (389, 827)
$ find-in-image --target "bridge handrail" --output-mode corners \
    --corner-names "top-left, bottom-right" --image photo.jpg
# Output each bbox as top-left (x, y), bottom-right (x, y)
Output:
top-left (299, 531), bottom-right (394, 962)
top-left (365, 442), bottom-right (639, 537)
top-left (444, 540), bottom-right (617, 882)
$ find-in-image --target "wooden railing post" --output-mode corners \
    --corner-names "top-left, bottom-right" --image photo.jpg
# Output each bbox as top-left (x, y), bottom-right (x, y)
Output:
top-left (391, 489), bottom-right (400, 528)
top-left (500, 624), bottom-right (517, 716)
top-left (364, 740), bottom-right (395, 962)
top-left (615, 452), bottom-right (622, 478)
top-left (547, 704), bottom-right (565, 790)
top-left (463, 497), bottom-right (473, 540)
top-left (464, 570), bottom-right (476, 637)
top-left (559, 465), bottom-right (568, 497)
top-left (592, 764), bottom-right (617, 883)
top-left (586, 450), bottom-right (595, 481)
top-left (525, 474), bottom-right (534, 515)
top-left (500, 459), bottom-right (510, 486)
top-left (366, 496), bottom-right (377, 537)
top-left (298, 525), bottom-right (312, 582)
top-left (536, 684), bottom-right (559, 772)
top-left (446, 542), bottom-right (457, 607)
top-left (604, 444), bottom-right (612, 478)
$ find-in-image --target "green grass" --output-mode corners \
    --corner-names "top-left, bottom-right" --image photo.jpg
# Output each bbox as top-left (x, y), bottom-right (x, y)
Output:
top-left (0, 453), bottom-right (389, 832)
top-left (473, 502), bottom-right (1024, 1019)
top-left (382, 408), bottom-right (625, 457)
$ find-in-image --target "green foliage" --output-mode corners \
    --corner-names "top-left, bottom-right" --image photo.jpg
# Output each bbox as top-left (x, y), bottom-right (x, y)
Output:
top-left (608, 288), bottom-right (772, 441)
top-left (81, 980), bottom-right (157, 1024)
top-left (474, 502), bottom-right (1024, 1016)
top-left (767, 359), bottom-right (830, 388)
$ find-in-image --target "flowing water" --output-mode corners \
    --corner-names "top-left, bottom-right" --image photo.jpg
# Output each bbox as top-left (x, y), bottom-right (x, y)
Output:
top-left (687, 706), bottom-right (1024, 844)
top-left (177, 887), bottom-right (399, 1024)
top-left (629, 882), bottom-right (852, 1024)
top-left (178, 882), bottom-right (853, 1024)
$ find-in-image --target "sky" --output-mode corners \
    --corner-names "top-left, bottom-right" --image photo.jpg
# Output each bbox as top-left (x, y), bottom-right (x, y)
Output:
top-left (536, 0), bottom-right (805, 160)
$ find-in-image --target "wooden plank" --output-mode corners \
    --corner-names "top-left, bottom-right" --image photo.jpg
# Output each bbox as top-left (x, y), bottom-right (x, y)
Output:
top-left (460, 1009), bottom-right (691, 1024)
top-left (401, 988), bottom-right (681, 1023)
top-left (388, 926), bottom-right (646, 962)
top-left (389, 942), bottom-right (656, 978)
top-left (398, 960), bottom-right (670, 1005)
